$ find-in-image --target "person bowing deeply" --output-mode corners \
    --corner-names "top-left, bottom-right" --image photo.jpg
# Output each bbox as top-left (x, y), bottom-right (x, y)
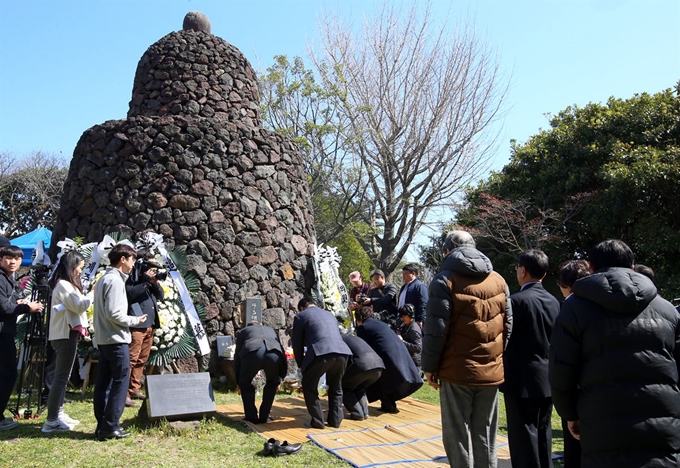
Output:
top-left (355, 306), bottom-right (422, 414)
top-left (292, 298), bottom-right (351, 429)
top-left (234, 320), bottom-right (287, 424)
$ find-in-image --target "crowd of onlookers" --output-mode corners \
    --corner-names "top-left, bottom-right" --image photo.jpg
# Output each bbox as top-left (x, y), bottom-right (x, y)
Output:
top-left (420, 231), bottom-right (679, 468)
top-left (1, 229), bottom-right (678, 466)
top-left (237, 230), bottom-right (679, 468)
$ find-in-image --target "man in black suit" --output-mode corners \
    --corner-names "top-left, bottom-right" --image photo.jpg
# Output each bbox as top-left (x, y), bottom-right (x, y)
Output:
top-left (341, 334), bottom-right (385, 420)
top-left (234, 321), bottom-right (288, 424)
top-left (397, 263), bottom-right (429, 327)
top-left (355, 307), bottom-right (423, 413)
top-left (292, 297), bottom-right (352, 429)
top-left (502, 250), bottom-right (560, 468)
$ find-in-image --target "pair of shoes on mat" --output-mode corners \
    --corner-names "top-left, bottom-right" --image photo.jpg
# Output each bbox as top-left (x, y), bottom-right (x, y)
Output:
top-left (263, 438), bottom-right (302, 456)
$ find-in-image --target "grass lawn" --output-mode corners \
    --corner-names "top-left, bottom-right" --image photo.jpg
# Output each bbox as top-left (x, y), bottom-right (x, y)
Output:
top-left (0, 384), bottom-right (566, 467)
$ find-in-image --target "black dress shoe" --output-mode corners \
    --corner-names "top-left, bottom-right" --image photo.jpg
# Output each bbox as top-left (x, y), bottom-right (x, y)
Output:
top-left (263, 438), bottom-right (280, 455)
top-left (97, 429), bottom-right (131, 441)
top-left (274, 441), bottom-right (302, 456)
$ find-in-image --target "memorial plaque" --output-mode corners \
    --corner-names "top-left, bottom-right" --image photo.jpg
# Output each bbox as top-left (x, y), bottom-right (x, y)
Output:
top-left (216, 335), bottom-right (234, 359)
top-left (146, 372), bottom-right (216, 422)
top-left (245, 297), bottom-right (262, 324)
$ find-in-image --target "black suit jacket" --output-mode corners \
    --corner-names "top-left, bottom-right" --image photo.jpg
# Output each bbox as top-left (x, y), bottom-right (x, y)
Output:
top-left (234, 323), bottom-right (287, 381)
top-left (398, 279), bottom-right (429, 323)
top-left (341, 333), bottom-right (385, 380)
top-left (502, 282), bottom-right (560, 398)
top-left (357, 318), bottom-right (422, 401)
top-left (292, 306), bottom-right (351, 371)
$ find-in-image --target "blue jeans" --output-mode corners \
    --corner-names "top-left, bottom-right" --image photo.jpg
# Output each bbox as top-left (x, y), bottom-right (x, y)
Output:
top-left (440, 382), bottom-right (499, 468)
top-left (93, 343), bottom-right (130, 433)
top-left (0, 334), bottom-right (18, 418)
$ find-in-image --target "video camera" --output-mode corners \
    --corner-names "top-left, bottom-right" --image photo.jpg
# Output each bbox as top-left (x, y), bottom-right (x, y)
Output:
top-left (135, 258), bottom-right (168, 282)
top-left (376, 310), bottom-right (400, 332)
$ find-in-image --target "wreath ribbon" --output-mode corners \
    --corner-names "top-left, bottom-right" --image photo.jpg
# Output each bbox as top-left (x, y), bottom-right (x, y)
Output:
top-left (155, 239), bottom-right (210, 356)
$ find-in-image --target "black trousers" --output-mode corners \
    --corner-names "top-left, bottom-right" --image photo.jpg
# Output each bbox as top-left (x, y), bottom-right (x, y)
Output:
top-left (0, 334), bottom-right (18, 417)
top-left (302, 353), bottom-right (347, 429)
top-left (237, 347), bottom-right (284, 424)
top-left (561, 417), bottom-right (581, 468)
top-left (342, 368), bottom-right (382, 419)
top-left (504, 394), bottom-right (553, 468)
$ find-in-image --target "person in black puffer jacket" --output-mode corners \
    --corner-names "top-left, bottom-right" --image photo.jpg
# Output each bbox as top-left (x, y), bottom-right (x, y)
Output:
top-left (549, 239), bottom-right (680, 468)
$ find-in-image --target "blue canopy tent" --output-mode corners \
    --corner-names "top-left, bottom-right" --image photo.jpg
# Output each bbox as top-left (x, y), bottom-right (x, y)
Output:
top-left (10, 227), bottom-right (52, 266)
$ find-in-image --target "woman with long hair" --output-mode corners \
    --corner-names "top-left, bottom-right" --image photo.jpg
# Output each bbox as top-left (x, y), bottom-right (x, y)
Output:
top-left (41, 250), bottom-right (92, 433)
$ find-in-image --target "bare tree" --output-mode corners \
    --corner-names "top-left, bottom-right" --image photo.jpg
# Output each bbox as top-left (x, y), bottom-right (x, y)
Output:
top-left (310, 2), bottom-right (508, 275)
top-left (0, 151), bottom-right (68, 236)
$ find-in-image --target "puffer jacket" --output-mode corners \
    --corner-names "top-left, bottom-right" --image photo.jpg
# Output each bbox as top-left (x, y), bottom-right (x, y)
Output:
top-left (422, 247), bottom-right (512, 386)
top-left (0, 269), bottom-right (29, 336)
top-left (549, 268), bottom-right (680, 468)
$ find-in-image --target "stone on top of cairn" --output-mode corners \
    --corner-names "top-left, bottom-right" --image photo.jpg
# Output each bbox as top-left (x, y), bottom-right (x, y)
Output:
top-left (183, 11), bottom-right (212, 34)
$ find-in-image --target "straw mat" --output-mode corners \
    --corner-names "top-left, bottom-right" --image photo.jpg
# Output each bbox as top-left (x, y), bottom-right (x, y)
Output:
top-left (217, 395), bottom-right (510, 467)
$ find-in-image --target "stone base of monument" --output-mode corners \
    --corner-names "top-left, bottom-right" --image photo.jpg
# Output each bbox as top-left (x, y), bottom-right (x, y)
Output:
top-left (143, 372), bottom-right (217, 423)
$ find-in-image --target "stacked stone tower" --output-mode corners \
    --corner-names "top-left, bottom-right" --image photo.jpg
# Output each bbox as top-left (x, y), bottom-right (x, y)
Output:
top-left (51, 12), bottom-right (316, 371)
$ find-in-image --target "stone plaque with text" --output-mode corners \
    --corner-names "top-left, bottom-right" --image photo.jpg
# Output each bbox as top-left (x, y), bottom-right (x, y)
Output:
top-left (146, 372), bottom-right (216, 422)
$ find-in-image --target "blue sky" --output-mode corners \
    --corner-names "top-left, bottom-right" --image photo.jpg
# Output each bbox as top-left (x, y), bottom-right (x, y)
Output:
top-left (1, 0), bottom-right (678, 166)
top-left (1, 0), bottom-right (678, 257)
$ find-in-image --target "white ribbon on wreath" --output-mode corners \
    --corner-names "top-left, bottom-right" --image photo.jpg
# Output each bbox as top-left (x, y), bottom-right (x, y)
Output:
top-left (145, 234), bottom-right (210, 356)
top-left (80, 235), bottom-right (134, 291)
top-left (314, 244), bottom-right (351, 332)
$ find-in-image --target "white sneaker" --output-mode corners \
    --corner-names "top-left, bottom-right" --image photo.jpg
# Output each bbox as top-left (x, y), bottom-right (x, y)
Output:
top-left (58, 411), bottom-right (80, 427)
top-left (0, 417), bottom-right (18, 431)
top-left (41, 418), bottom-right (71, 433)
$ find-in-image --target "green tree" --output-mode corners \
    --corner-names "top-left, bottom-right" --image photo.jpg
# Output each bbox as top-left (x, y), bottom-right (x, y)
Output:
top-left (0, 151), bottom-right (68, 236)
top-left (327, 223), bottom-right (374, 288)
top-left (457, 87), bottom-right (680, 295)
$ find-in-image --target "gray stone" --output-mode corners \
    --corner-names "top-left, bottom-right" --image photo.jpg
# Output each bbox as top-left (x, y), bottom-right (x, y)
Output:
top-left (248, 264), bottom-right (268, 281)
top-left (50, 15), bottom-right (317, 371)
top-left (262, 308), bottom-right (285, 329)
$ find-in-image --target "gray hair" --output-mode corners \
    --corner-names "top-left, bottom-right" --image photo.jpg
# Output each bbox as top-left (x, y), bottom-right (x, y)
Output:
top-left (443, 230), bottom-right (475, 252)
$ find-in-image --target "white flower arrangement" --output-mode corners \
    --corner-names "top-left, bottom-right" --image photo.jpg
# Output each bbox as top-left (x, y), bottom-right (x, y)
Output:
top-left (150, 278), bottom-right (188, 351)
top-left (314, 245), bottom-right (351, 332)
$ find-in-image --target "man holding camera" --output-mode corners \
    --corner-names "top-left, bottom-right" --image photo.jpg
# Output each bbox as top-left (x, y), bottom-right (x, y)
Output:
top-left (362, 269), bottom-right (398, 327)
top-left (125, 251), bottom-right (164, 407)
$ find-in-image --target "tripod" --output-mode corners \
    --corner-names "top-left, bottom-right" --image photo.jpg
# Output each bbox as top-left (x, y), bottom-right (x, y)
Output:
top-left (12, 268), bottom-right (51, 419)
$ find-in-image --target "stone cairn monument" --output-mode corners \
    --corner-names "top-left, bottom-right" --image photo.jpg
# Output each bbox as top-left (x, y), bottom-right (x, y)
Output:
top-left (51, 12), bottom-right (317, 374)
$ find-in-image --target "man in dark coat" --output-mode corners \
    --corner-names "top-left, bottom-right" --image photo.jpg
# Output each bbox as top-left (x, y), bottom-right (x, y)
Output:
top-left (355, 306), bottom-right (422, 413)
top-left (397, 264), bottom-right (429, 327)
top-left (550, 239), bottom-right (680, 468)
top-left (502, 250), bottom-right (560, 468)
top-left (341, 333), bottom-right (385, 420)
top-left (234, 322), bottom-right (287, 424)
top-left (125, 252), bottom-right (164, 406)
top-left (292, 297), bottom-right (352, 429)
top-left (362, 269), bottom-right (398, 327)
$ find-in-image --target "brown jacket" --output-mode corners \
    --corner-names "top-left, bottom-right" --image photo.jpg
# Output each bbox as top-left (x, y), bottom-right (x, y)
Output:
top-left (422, 247), bottom-right (512, 386)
